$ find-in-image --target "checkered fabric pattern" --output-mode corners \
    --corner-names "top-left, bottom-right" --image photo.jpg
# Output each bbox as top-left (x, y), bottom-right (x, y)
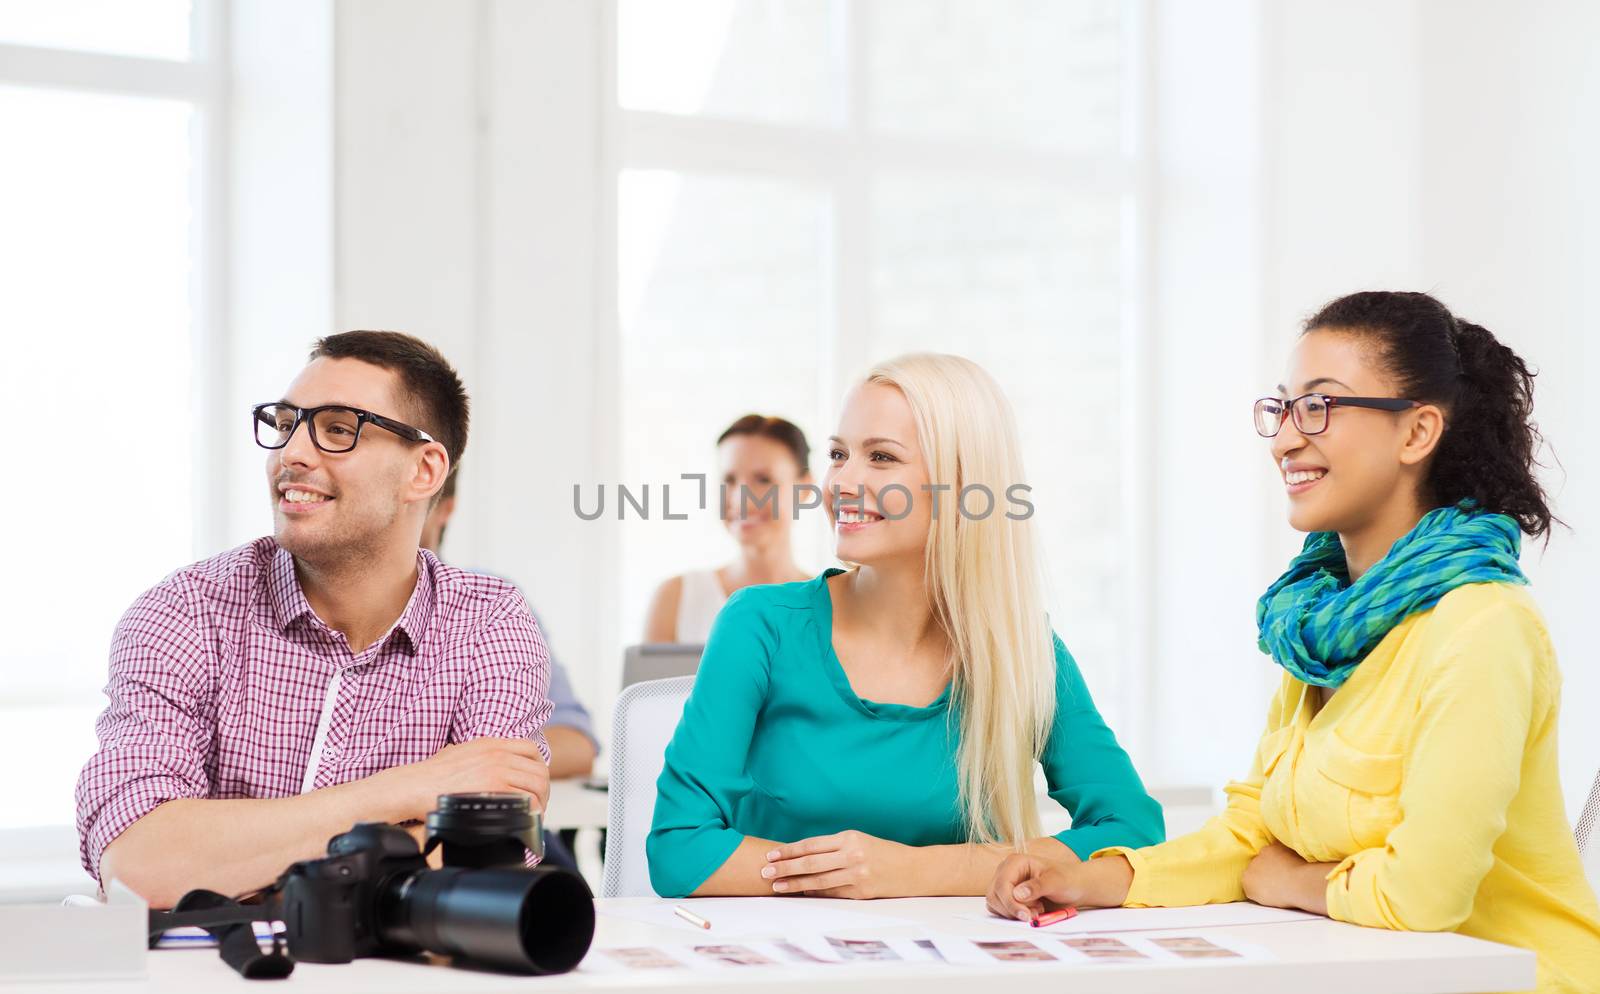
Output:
top-left (74, 537), bottom-right (552, 881)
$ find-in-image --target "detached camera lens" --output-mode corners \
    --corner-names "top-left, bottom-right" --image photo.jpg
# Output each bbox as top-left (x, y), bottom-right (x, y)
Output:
top-left (426, 792), bottom-right (543, 867)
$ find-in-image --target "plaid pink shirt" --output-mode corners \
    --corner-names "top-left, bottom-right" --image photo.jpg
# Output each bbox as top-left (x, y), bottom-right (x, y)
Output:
top-left (74, 537), bottom-right (552, 881)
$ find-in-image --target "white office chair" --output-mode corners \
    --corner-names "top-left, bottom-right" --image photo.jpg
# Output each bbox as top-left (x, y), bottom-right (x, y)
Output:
top-left (620, 643), bottom-right (703, 688)
top-left (1577, 769), bottom-right (1600, 854)
top-left (600, 675), bottom-right (695, 898)
top-left (1576, 768), bottom-right (1600, 892)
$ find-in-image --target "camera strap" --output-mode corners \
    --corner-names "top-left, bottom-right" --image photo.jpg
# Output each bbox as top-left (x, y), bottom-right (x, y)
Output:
top-left (147, 889), bottom-right (295, 980)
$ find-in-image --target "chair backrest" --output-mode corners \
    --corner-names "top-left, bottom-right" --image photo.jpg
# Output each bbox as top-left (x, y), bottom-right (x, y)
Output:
top-left (601, 675), bottom-right (695, 898)
top-left (1576, 768), bottom-right (1600, 893)
top-left (621, 643), bottom-right (703, 688)
top-left (1577, 769), bottom-right (1600, 855)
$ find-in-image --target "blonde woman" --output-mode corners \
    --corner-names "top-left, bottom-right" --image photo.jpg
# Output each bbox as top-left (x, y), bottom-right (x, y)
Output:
top-left (646, 354), bottom-right (1162, 898)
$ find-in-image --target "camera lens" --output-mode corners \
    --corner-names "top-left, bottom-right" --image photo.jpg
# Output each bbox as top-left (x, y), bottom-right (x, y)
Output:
top-left (426, 792), bottom-right (543, 867)
top-left (378, 865), bottom-right (595, 974)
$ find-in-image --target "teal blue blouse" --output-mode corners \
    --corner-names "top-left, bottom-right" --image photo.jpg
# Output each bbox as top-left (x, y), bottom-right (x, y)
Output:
top-left (646, 569), bottom-right (1165, 898)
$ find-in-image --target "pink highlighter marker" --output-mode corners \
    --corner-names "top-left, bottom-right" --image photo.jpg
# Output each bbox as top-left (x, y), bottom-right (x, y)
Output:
top-left (1030, 907), bottom-right (1078, 928)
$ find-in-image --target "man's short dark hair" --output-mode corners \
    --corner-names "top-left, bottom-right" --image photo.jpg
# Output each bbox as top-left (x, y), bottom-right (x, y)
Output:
top-left (309, 331), bottom-right (470, 474)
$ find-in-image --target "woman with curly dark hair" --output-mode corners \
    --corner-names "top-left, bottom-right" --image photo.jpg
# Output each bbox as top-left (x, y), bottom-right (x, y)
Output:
top-left (989, 291), bottom-right (1600, 993)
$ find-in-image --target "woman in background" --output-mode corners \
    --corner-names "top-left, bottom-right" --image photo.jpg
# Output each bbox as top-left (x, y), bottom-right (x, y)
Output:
top-left (988, 291), bottom-right (1600, 993)
top-left (644, 415), bottom-right (813, 643)
top-left (647, 353), bottom-right (1161, 899)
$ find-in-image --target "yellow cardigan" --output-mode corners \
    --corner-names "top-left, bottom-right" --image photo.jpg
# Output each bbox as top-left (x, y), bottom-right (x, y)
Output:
top-left (1099, 583), bottom-right (1600, 993)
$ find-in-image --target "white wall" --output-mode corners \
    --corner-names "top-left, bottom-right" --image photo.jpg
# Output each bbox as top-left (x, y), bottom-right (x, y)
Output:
top-left (1142, 0), bottom-right (1437, 788)
top-left (226, 0), bottom-right (335, 546)
top-left (329, 0), bottom-right (616, 729)
top-left (1412, 0), bottom-right (1600, 808)
top-left (1142, 0), bottom-right (1273, 786)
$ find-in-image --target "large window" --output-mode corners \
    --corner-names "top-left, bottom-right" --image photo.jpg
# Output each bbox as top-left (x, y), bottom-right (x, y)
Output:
top-left (0, 1), bottom-right (220, 830)
top-left (610, 1), bottom-right (1147, 739)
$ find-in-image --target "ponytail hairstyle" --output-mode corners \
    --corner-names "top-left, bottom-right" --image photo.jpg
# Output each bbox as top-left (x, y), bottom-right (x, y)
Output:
top-left (1303, 291), bottom-right (1556, 538)
top-left (862, 354), bottom-right (1055, 848)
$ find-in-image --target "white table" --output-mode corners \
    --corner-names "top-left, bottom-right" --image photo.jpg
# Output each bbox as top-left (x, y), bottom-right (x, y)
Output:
top-left (8, 896), bottom-right (1535, 994)
top-left (545, 779), bottom-right (611, 884)
top-left (545, 779), bottom-right (611, 832)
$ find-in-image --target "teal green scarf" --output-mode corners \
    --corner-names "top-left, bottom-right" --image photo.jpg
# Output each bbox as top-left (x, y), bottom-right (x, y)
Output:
top-left (1256, 502), bottom-right (1527, 688)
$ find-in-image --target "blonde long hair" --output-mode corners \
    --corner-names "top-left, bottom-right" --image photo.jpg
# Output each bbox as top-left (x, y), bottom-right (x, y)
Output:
top-left (863, 353), bottom-right (1055, 847)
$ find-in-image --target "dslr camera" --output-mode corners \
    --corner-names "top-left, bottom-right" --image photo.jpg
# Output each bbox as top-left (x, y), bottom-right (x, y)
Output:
top-left (277, 792), bottom-right (594, 974)
top-left (153, 792), bottom-right (595, 976)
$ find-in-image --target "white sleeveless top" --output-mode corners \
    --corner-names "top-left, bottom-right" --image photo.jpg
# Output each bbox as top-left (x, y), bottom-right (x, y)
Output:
top-left (675, 568), bottom-right (729, 644)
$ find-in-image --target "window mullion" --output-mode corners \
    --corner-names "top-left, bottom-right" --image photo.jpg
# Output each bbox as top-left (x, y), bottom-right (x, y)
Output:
top-left (189, 0), bottom-right (229, 558)
top-left (827, 0), bottom-right (870, 409)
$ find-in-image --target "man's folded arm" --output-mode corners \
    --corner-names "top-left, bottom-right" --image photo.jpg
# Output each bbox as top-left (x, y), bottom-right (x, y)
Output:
top-left (98, 778), bottom-right (418, 908)
top-left (76, 587), bottom-right (413, 906)
top-left (83, 585), bottom-right (556, 908)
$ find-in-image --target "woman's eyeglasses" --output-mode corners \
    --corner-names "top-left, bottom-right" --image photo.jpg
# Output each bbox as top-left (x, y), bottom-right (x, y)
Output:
top-left (1253, 393), bottom-right (1421, 438)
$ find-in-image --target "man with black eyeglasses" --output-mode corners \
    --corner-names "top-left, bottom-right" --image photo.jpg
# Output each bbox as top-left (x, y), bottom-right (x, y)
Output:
top-left (75, 331), bottom-right (553, 908)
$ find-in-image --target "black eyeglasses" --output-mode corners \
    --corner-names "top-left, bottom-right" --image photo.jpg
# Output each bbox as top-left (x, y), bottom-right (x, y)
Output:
top-left (253, 403), bottom-right (435, 453)
top-left (1253, 393), bottom-right (1421, 438)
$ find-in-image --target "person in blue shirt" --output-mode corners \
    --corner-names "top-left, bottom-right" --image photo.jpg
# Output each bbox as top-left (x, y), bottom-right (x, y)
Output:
top-left (422, 472), bottom-right (599, 779)
top-left (422, 474), bottom-right (598, 872)
top-left (647, 353), bottom-right (1162, 899)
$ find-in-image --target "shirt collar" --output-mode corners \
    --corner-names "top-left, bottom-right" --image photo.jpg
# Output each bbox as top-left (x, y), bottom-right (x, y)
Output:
top-left (392, 550), bottom-right (438, 653)
top-left (267, 543), bottom-right (438, 656)
top-left (267, 542), bottom-right (316, 632)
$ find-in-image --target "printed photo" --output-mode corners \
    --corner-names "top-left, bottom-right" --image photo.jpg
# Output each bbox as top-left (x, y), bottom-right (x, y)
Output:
top-left (694, 943), bottom-right (777, 967)
top-left (975, 939), bottom-right (1058, 963)
top-left (826, 937), bottom-right (902, 961)
top-left (600, 947), bottom-right (685, 970)
top-left (1062, 937), bottom-right (1148, 960)
top-left (1151, 936), bottom-right (1241, 959)
top-left (771, 941), bottom-right (832, 964)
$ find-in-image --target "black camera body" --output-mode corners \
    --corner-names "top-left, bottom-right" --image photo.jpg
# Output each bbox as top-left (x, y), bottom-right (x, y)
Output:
top-left (273, 793), bottom-right (594, 974)
top-left (277, 822), bottom-right (426, 964)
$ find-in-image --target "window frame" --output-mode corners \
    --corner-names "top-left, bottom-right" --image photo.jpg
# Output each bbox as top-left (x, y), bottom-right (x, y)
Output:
top-left (596, 0), bottom-right (1157, 755)
top-left (0, 2), bottom-right (228, 833)
top-left (0, 1), bottom-right (228, 557)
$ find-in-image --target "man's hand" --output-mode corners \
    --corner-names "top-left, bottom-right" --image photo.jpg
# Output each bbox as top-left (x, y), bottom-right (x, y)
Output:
top-left (1241, 842), bottom-right (1333, 914)
top-left (761, 830), bottom-right (915, 899)
top-left (375, 738), bottom-right (550, 822)
top-left (986, 852), bottom-right (1130, 922)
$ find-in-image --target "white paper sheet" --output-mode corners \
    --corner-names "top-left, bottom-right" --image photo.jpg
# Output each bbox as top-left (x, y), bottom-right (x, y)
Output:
top-left (1051, 934), bottom-right (1157, 965)
top-left (580, 945), bottom-right (700, 974)
top-left (929, 935), bottom-right (1069, 966)
top-left (600, 898), bottom-right (915, 937)
top-left (154, 921), bottom-right (283, 948)
top-left (582, 930), bottom-right (1273, 975)
top-left (932, 931), bottom-right (1274, 967)
top-left (1133, 931), bottom-right (1272, 963)
top-left (961, 900), bottom-right (1318, 933)
top-left (582, 939), bottom-right (858, 974)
